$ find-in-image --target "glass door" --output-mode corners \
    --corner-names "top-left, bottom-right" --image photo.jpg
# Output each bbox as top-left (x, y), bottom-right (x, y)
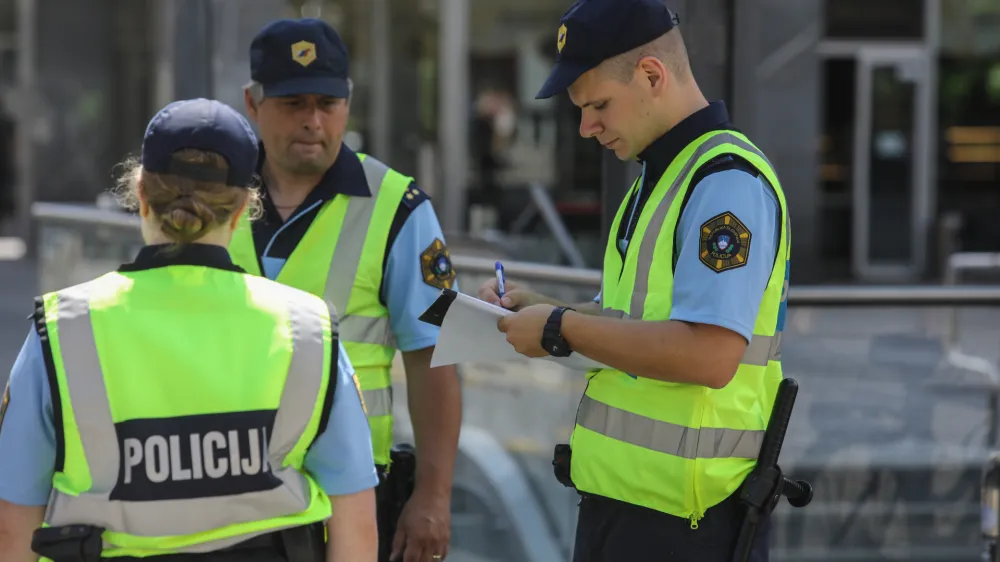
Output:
top-left (852, 47), bottom-right (933, 280)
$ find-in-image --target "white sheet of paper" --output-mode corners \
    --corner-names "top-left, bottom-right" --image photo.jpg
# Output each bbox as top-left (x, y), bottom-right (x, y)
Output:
top-left (428, 291), bottom-right (610, 372)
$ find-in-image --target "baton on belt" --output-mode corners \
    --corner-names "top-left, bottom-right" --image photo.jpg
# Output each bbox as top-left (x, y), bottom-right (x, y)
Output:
top-left (731, 378), bottom-right (813, 562)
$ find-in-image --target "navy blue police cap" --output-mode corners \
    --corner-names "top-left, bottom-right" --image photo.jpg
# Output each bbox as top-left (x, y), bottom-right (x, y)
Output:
top-left (141, 98), bottom-right (260, 188)
top-left (535, 0), bottom-right (680, 99)
top-left (250, 18), bottom-right (350, 99)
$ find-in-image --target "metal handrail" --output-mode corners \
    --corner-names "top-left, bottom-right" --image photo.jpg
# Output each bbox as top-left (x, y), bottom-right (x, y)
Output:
top-left (32, 202), bottom-right (140, 229)
top-left (944, 251), bottom-right (1000, 346)
top-left (785, 285), bottom-right (1000, 306)
top-left (455, 255), bottom-right (1000, 306)
top-left (32, 201), bottom-right (1000, 306)
top-left (946, 252), bottom-right (1000, 284)
top-left (452, 255), bottom-right (601, 286)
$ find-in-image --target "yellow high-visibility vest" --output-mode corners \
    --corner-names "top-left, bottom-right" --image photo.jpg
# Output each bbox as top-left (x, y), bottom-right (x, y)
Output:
top-left (229, 153), bottom-right (410, 466)
top-left (37, 264), bottom-right (336, 558)
top-left (570, 130), bottom-right (791, 527)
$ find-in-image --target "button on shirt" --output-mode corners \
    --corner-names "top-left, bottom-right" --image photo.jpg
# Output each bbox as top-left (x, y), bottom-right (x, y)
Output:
top-left (0, 244), bottom-right (377, 506)
top-left (250, 143), bottom-right (456, 353)
top-left (598, 101), bottom-right (782, 343)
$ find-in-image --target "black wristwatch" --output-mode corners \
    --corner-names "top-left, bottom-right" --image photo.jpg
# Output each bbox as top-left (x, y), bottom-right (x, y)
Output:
top-left (541, 307), bottom-right (574, 357)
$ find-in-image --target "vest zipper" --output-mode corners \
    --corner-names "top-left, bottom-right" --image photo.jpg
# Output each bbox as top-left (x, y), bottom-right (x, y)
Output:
top-left (689, 464), bottom-right (704, 529)
top-left (689, 390), bottom-right (707, 530)
top-left (689, 510), bottom-right (704, 530)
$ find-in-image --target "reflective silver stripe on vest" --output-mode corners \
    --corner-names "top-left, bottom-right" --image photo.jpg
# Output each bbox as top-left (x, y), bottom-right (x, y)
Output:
top-left (576, 395), bottom-right (763, 459)
top-left (742, 331), bottom-right (781, 364)
top-left (320, 155), bottom-right (396, 421)
top-left (44, 282), bottom-right (330, 553)
top-left (599, 307), bottom-right (780, 367)
top-left (322, 155), bottom-right (395, 349)
top-left (363, 387), bottom-right (393, 418)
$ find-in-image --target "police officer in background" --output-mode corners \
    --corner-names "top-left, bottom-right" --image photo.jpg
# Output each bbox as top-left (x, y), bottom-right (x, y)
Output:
top-left (0, 98), bottom-right (378, 561)
top-left (479, 0), bottom-right (790, 560)
top-left (230, 18), bottom-right (460, 562)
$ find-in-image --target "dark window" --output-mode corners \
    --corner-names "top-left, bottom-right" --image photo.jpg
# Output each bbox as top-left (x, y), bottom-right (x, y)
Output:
top-left (824, 0), bottom-right (925, 40)
top-left (936, 56), bottom-right (1000, 252)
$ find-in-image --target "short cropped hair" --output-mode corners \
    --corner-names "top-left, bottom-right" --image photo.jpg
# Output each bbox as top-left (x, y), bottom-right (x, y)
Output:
top-left (243, 78), bottom-right (355, 106)
top-left (602, 28), bottom-right (692, 84)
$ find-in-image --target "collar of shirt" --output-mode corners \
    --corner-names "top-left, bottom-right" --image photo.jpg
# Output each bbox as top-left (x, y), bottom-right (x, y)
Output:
top-left (118, 243), bottom-right (245, 273)
top-left (615, 100), bottom-right (736, 256)
top-left (636, 100), bottom-right (734, 182)
top-left (256, 142), bottom-right (371, 221)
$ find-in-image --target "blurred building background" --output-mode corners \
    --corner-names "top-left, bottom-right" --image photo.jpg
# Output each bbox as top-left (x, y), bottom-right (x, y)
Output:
top-left (1, 0), bottom-right (999, 283)
top-left (3, 2), bottom-right (1000, 562)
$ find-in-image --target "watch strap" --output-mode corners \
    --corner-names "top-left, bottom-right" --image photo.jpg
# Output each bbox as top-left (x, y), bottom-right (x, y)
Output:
top-left (543, 307), bottom-right (574, 356)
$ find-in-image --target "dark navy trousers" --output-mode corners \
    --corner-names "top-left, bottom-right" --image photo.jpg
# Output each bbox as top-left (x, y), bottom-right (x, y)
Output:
top-left (572, 490), bottom-right (771, 562)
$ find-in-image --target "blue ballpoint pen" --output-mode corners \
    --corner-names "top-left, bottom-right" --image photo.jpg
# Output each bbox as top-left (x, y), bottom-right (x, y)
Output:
top-left (495, 260), bottom-right (506, 300)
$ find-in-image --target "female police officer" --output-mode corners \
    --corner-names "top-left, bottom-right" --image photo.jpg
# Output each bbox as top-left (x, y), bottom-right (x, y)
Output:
top-left (0, 98), bottom-right (378, 562)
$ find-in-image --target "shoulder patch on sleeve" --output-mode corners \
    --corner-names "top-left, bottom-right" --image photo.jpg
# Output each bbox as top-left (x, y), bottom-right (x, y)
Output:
top-left (0, 381), bottom-right (10, 435)
top-left (420, 238), bottom-right (456, 290)
top-left (401, 183), bottom-right (430, 211)
top-left (699, 211), bottom-right (752, 273)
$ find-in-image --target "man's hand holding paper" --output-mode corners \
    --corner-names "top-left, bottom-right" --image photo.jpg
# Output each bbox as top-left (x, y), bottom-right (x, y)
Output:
top-left (477, 277), bottom-right (548, 311)
top-left (418, 279), bottom-right (608, 371)
top-left (496, 304), bottom-right (556, 358)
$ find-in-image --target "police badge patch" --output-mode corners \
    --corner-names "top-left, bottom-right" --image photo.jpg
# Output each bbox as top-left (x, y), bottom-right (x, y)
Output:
top-left (420, 238), bottom-right (456, 290)
top-left (699, 211), bottom-right (751, 273)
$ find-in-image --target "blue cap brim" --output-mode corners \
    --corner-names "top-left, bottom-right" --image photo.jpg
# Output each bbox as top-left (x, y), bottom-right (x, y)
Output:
top-left (263, 76), bottom-right (350, 98)
top-left (535, 58), bottom-right (596, 99)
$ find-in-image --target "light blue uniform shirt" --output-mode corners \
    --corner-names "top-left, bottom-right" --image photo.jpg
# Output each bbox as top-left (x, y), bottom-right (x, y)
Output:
top-left (0, 328), bottom-right (378, 506)
top-left (595, 169), bottom-right (781, 341)
top-left (262, 198), bottom-right (456, 353)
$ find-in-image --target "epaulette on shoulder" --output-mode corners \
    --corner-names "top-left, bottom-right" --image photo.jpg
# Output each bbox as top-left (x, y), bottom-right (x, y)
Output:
top-left (400, 182), bottom-right (430, 211)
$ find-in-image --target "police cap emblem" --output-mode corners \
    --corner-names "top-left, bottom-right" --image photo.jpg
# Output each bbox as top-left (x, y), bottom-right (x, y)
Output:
top-left (420, 238), bottom-right (456, 290)
top-left (699, 211), bottom-right (751, 273)
top-left (291, 40), bottom-right (317, 67)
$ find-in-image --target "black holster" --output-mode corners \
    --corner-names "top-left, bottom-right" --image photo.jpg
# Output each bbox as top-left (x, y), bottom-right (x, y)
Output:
top-left (553, 444), bottom-right (575, 488)
top-left (278, 523), bottom-right (326, 562)
top-left (31, 525), bottom-right (105, 562)
top-left (376, 444), bottom-right (417, 562)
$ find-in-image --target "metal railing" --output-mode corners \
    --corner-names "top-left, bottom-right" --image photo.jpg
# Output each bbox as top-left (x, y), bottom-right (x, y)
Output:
top-left (34, 201), bottom-right (1000, 306)
top-left (944, 251), bottom-right (1000, 346)
top-left (28, 201), bottom-right (1000, 562)
top-left (456, 252), bottom-right (1000, 305)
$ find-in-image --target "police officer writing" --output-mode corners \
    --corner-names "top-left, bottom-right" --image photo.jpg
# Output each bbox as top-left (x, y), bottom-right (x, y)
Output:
top-left (0, 99), bottom-right (378, 562)
top-left (230, 18), bottom-right (460, 562)
top-left (479, 1), bottom-right (790, 561)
